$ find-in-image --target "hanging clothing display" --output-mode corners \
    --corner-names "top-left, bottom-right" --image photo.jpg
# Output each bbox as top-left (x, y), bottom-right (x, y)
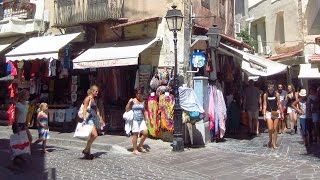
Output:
top-left (178, 87), bottom-right (204, 113)
top-left (146, 95), bottom-right (160, 137)
top-left (207, 84), bottom-right (227, 139)
top-left (158, 94), bottom-right (174, 132)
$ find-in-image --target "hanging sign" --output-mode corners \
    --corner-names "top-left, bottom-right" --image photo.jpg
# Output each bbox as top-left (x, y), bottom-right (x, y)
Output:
top-left (64, 45), bottom-right (71, 69)
top-left (190, 51), bottom-right (206, 68)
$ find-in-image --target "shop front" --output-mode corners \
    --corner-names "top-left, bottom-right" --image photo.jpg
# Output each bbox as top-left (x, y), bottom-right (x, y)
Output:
top-left (4, 33), bottom-right (82, 131)
top-left (72, 37), bottom-right (162, 132)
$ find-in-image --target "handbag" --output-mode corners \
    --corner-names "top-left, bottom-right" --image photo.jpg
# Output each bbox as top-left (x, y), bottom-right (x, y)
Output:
top-left (268, 102), bottom-right (279, 120)
top-left (10, 130), bottom-right (31, 157)
top-left (73, 122), bottom-right (93, 140)
top-left (78, 98), bottom-right (92, 119)
top-left (123, 110), bottom-right (134, 121)
top-left (271, 111), bottom-right (279, 120)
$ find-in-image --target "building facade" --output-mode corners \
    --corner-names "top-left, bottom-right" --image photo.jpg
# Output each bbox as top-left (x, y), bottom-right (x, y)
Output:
top-left (236, 0), bottom-right (320, 87)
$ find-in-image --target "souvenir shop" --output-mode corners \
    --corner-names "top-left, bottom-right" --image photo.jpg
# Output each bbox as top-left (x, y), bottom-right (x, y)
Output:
top-left (2, 33), bottom-right (82, 132)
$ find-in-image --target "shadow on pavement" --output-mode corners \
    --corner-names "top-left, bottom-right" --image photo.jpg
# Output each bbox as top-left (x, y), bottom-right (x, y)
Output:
top-left (0, 138), bottom-right (70, 180)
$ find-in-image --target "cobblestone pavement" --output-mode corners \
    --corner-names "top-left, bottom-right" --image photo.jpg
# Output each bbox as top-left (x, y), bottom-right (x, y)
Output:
top-left (0, 127), bottom-right (320, 180)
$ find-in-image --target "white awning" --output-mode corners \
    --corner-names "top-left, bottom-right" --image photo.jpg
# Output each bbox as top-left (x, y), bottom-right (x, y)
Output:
top-left (218, 43), bottom-right (287, 76)
top-left (298, 64), bottom-right (320, 79)
top-left (6, 33), bottom-right (81, 61)
top-left (73, 38), bottom-right (161, 69)
top-left (0, 37), bottom-right (20, 54)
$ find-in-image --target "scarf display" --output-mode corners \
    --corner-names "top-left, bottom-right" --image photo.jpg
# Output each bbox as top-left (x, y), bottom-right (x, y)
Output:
top-left (158, 94), bottom-right (174, 132)
top-left (207, 84), bottom-right (227, 139)
top-left (146, 96), bottom-right (160, 137)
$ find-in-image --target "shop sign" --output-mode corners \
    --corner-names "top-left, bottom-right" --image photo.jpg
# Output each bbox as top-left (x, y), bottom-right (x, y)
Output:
top-left (73, 58), bottom-right (138, 69)
top-left (190, 51), bottom-right (206, 68)
top-left (63, 45), bottom-right (71, 68)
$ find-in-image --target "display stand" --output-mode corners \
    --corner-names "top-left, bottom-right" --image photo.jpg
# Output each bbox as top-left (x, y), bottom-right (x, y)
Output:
top-left (188, 76), bottom-right (210, 146)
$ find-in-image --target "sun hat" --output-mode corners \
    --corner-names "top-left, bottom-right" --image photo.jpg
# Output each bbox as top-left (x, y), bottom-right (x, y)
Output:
top-left (299, 89), bottom-right (307, 97)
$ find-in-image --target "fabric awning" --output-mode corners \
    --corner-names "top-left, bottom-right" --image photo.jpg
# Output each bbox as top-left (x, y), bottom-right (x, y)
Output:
top-left (298, 64), bottom-right (320, 79)
top-left (218, 43), bottom-right (287, 76)
top-left (73, 38), bottom-right (161, 69)
top-left (6, 33), bottom-right (81, 61)
top-left (0, 37), bottom-right (20, 54)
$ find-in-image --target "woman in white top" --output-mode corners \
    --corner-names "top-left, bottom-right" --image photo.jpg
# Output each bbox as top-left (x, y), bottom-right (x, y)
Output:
top-left (12, 90), bottom-right (32, 143)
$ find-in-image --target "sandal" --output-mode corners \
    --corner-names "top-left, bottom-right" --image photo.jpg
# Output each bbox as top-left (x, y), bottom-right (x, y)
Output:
top-left (267, 142), bottom-right (272, 148)
top-left (133, 150), bottom-right (141, 155)
top-left (273, 144), bottom-right (279, 149)
top-left (138, 147), bottom-right (147, 153)
top-left (82, 150), bottom-right (94, 160)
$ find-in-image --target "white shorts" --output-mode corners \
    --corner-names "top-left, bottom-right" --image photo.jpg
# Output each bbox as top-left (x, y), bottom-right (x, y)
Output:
top-left (131, 120), bottom-right (147, 133)
top-left (266, 111), bottom-right (281, 120)
top-left (287, 107), bottom-right (296, 114)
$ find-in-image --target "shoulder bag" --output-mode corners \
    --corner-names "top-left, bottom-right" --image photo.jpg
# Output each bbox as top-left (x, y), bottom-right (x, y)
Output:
top-left (78, 98), bottom-right (92, 119)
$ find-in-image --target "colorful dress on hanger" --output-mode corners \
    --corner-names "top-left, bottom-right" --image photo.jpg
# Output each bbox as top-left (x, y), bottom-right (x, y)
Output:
top-left (158, 94), bottom-right (174, 132)
top-left (146, 96), bottom-right (160, 137)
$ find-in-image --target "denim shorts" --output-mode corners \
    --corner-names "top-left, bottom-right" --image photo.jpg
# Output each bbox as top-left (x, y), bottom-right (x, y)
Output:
top-left (300, 118), bottom-right (311, 136)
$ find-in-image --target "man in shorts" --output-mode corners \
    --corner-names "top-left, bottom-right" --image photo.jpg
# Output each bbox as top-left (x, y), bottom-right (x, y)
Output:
top-left (244, 80), bottom-right (262, 136)
top-left (278, 84), bottom-right (287, 134)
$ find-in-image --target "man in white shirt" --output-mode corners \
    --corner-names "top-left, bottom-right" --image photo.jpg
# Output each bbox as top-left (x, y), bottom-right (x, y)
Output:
top-left (244, 80), bottom-right (262, 136)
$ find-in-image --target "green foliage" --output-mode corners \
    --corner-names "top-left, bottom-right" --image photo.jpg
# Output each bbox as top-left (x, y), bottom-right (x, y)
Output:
top-left (238, 28), bottom-right (256, 48)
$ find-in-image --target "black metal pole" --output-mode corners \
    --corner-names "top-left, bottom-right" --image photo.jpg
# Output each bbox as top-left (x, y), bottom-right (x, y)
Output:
top-left (172, 31), bottom-right (184, 152)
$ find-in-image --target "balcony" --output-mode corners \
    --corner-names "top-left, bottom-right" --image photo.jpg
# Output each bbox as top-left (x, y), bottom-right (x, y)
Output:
top-left (0, 1), bottom-right (36, 20)
top-left (0, 1), bottom-right (42, 38)
top-left (54, 0), bottom-right (124, 27)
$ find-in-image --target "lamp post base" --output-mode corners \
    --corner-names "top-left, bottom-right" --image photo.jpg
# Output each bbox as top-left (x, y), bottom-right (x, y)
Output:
top-left (172, 137), bottom-right (184, 152)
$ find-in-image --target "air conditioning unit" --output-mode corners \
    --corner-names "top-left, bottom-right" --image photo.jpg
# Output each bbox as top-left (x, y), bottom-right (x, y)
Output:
top-left (263, 46), bottom-right (272, 55)
top-left (235, 23), bottom-right (241, 34)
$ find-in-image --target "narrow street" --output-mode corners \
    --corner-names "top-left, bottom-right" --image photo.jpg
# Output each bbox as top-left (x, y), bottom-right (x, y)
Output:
top-left (0, 127), bottom-right (319, 180)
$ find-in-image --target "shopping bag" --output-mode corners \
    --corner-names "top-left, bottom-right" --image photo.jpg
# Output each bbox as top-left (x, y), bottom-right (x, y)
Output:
top-left (123, 110), bottom-right (133, 121)
top-left (10, 130), bottom-right (31, 157)
top-left (73, 123), bottom-right (93, 140)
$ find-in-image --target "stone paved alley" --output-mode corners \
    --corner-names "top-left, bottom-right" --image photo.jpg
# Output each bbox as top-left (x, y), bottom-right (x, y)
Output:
top-left (0, 126), bottom-right (319, 180)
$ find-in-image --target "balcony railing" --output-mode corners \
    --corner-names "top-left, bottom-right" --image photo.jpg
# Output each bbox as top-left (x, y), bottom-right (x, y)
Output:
top-left (0, 1), bottom-right (36, 20)
top-left (54, 0), bottom-right (124, 27)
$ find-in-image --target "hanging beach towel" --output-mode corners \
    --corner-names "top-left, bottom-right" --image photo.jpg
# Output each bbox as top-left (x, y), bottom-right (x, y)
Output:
top-left (146, 96), bottom-right (160, 137)
top-left (159, 94), bottom-right (174, 132)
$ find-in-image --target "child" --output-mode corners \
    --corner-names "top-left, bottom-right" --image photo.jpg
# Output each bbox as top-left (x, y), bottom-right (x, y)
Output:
top-left (292, 89), bottom-right (311, 146)
top-left (34, 103), bottom-right (50, 153)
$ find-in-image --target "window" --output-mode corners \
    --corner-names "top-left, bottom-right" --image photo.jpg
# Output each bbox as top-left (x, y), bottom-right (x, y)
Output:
top-left (201, 0), bottom-right (210, 9)
top-left (275, 12), bottom-right (285, 44)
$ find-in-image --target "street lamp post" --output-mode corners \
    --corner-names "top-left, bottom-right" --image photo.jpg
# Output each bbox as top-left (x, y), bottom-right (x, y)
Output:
top-left (165, 5), bottom-right (184, 152)
top-left (206, 25), bottom-right (221, 49)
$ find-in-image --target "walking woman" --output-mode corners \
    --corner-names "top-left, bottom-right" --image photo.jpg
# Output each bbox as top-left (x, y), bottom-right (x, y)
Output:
top-left (125, 87), bottom-right (148, 155)
top-left (12, 90), bottom-right (32, 143)
top-left (263, 82), bottom-right (283, 149)
top-left (34, 103), bottom-right (50, 153)
top-left (80, 85), bottom-right (104, 159)
top-left (286, 84), bottom-right (299, 134)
